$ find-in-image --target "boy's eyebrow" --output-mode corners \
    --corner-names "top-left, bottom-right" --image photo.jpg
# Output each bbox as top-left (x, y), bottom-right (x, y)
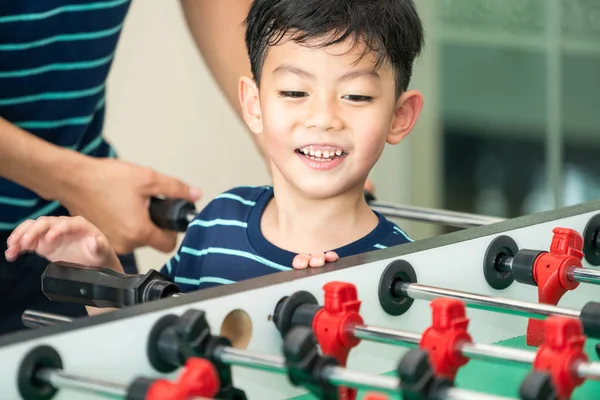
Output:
top-left (272, 64), bottom-right (380, 81)
top-left (272, 64), bottom-right (315, 79)
top-left (338, 69), bottom-right (380, 82)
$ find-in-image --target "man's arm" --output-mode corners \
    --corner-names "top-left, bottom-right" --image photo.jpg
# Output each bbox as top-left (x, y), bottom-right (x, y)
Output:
top-left (0, 117), bottom-right (200, 253)
top-left (179, 0), bottom-right (270, 161)
top-left (180, 0), bottom-right (254, 121)
top-left (0, 117), bottom-right (79, 201)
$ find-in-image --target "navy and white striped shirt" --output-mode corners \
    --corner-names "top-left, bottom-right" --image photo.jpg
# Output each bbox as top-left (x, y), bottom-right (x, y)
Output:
top-left (160, 186), bottom-right (413, 291)
top-left (0, 0), bottom-right (131, 232)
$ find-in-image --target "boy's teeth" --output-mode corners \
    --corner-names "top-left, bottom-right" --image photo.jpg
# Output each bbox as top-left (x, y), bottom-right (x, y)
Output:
top-left (298, 145), bottom-right (345, 160)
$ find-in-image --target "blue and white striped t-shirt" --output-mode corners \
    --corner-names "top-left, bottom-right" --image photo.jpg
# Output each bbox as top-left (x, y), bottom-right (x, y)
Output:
top-left (160, 186), bottom-right (413, 291)
top-left (0, 0), bottom-right (131, 232)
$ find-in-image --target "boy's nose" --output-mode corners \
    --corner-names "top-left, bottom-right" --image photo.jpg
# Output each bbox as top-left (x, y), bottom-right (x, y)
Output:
top-left (305, 98), bottom-right (344, 132)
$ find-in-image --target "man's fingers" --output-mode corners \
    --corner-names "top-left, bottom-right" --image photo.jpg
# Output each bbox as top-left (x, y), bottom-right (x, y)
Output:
top-left (145, 226), bottom-right (179, 253)
top-left (150, 172), bottom-right (202, 202)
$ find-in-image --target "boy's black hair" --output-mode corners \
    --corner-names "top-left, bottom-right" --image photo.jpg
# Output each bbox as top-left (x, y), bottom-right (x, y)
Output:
top-left (244, 0), bottom-right (424, 97)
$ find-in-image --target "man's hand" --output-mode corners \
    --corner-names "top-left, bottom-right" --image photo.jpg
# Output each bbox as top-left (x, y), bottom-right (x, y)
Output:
top-left (56, 157), bottom-right (202, 255)
top-left (292, 251), bottom-right (339, 269)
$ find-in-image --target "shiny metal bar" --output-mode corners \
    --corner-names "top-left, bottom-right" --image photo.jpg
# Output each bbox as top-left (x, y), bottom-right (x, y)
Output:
top-left (321, 366), bottom-right (399, 394)
top-left (369, 201), bottom-right (504, 229)
top-left (215, 347), bottom-right (285, 374)
top-left (215, 346), bottom-right (521, 399)
top-left (37, 368), bottom-right (128, 398)
top-left (216, 346), bottom-right (400, 394)
top-left (569, 267), bottom-right (600, 285)
top-left (396, 282), bottom-right (581, 319)
top-left (459, 343), bottom-right (535, 365)
top-left (36, 368), bottom-right (210, 399)
top-left (438, 387), bottom-right (516, 400)
top-left (353, 324), bottom-right (420, 346)
top-left (22, 310), bottom-right (73, 329)
top-left (577, 361), bottom-right (600, 381)
top-left (353, 325), bottom-right (536, 367)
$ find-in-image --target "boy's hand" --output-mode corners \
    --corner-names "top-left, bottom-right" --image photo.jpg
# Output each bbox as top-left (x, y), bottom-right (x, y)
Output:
top-left (292, 251), bottom-right (339, 269)
top-left (4, 216), bottom-right (119, 271)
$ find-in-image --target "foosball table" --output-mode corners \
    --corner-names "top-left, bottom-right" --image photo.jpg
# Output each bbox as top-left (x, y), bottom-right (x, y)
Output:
top-left (2, 197), bottom-right (600, 400)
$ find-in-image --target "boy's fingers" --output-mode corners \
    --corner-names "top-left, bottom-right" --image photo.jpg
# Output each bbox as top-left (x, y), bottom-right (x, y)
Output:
top-left (292, 254), bottom-right (310, 269)
top-left (324, 251), bottom-right (339, 262)
top-left (19, 218), bottom-right (51, 248)
top-left (85, 235), bottom-right (111, 261)
top-left (4, 246), bottom-right (19, 261)
top-left (7, 219), bottom-right (35, 245)
top-left (309, 253), bottom-right (326, 268)
top-left (45, 218), bottom-right (76, 242)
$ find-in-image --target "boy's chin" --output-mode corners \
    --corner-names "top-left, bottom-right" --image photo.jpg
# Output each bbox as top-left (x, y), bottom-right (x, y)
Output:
top-left (289, 179), bottom-right (365, 200)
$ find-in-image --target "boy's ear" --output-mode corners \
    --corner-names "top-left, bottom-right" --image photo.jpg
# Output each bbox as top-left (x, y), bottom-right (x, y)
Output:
top-left (387, 90), bottom-right (424, 145)
top-left (239, 76), bottom-right (263, 134)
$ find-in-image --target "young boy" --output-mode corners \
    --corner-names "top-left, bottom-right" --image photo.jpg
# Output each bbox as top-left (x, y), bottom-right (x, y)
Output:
top-left (5, 0), bottom-right (424, 297)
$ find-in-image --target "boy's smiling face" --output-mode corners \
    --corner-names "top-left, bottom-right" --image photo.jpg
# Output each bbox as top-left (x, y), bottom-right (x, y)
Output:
top-left (240, 34), bottom-right (423, 199)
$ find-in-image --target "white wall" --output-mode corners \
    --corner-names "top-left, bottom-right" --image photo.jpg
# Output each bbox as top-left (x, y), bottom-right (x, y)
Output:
top-left (103, 0), bottom-right (439, 273)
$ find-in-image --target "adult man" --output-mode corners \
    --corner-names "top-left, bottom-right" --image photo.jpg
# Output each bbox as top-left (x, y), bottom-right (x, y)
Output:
top-left (0, 0), bottom-right (254, 335)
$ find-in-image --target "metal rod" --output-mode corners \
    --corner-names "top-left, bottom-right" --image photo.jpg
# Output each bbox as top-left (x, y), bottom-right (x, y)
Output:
top-left (352, 324), bottom-right (600, 382)
top-left (33, 337), bottom-right (517, 399)
top-left (36, 368), bottom-right (128, 398)
top-left (438, 388), bottom-right (516, 400)
top-left (36, 368), bottom-right (210, 399)
top-left (217, 346), bottom-right (516, 398)
top-left (459, 343), bottom-right (535, 365)
top-left (215, 346), bottom-right (400, 394)
top-left (395, 282), bottom-right (581, 320)
top-left (22, 310), bottom-right (73, 329)
top-left (321, 366), bottom-right (400, 393)
top-left (369, 201), bottom-right (504, 229)
top-left (569, 267), bottom-right (600, 285)
top-left (353, 325), bottom-right (536, 367)
top-left (216, 347), bottom-right (285, 374)
top-left (353, 324), bottom-right (421, 346)
top-left (501, 255), bottom-right (600, 286)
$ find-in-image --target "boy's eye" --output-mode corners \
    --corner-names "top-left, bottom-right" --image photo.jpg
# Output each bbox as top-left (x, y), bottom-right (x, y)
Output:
top-left (278, 91), bottom-right (307, 98)
top-left (343, 95), bottom-right (373, 102)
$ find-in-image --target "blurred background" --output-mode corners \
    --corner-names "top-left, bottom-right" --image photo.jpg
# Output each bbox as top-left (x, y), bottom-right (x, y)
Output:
top-left (102, 0), bottom-right (600, 273)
